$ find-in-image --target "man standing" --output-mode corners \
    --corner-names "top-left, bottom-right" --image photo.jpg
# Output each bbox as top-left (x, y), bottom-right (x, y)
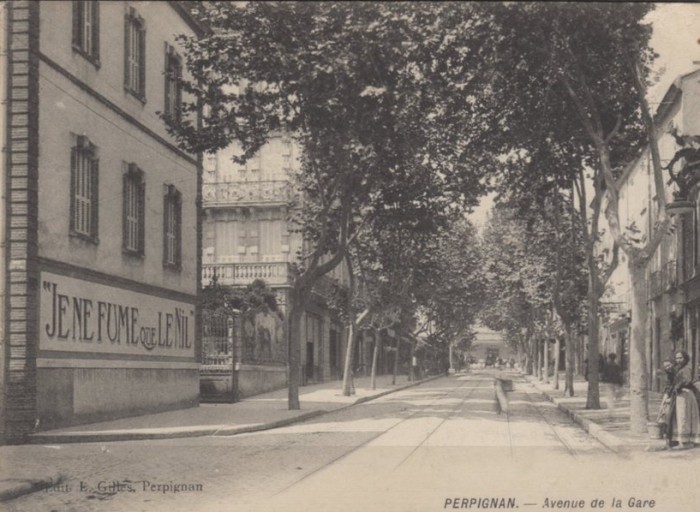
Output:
top-left (601, 353), bottom-right (623, 414)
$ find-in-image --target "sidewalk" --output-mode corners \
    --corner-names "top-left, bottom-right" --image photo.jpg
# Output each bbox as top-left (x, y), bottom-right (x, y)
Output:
top-left (0, 373), bottom-right (441, 502)
top-left (523, 373), bottom-right (667, 452)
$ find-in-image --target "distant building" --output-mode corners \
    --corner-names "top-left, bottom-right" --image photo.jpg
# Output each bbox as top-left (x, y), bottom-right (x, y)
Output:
top-left (201, 135), bottom-right (352, 396)
top-left (1, 1), bottom-right (203, 443)
top-left (469, 326), bottom-right (516, 365)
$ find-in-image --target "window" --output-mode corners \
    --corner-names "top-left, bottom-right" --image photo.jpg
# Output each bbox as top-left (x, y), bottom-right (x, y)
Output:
top-left (164, 44), bottom-right (182, 123)
top-left (124, 7), bottom-right (146, 100)
top-left (123, 164), bottom-right (145, 256)
top-left (70, 136), bottom-right (99, 242)
top-left (72, 0), bottom-right (100, 64)
top-left (163, 185), bottom-right (182, 269)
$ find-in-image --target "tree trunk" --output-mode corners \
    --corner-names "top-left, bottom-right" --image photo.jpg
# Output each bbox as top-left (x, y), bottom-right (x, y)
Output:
top-left (409, 342), bottom-right (416, 382)
top-left (370, 328), bottom-right (380, 390)
top-left (342, 319), bottom-right (356, 396)
top-left (554, 337), bottom-right (560, 390)
top-left (628, 259), bottom-right (650, 433)
top-left (392, 336), bottom-right (400, 385)
top-left (564, 325), bottom-right (575, 397)
top-left (586, 286), bottom-right (602, 409)
top-left (544, 337), bottom-right (550, 384)
top-left (287, 292), bottom-right (304, 410)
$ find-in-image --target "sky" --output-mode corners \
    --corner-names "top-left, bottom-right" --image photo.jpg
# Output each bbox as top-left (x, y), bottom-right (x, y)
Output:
top-left (470, 2), bottom-right (700, 229)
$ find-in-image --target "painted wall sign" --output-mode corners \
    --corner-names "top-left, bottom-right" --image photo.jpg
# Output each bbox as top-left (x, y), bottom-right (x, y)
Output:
top-left (40, 272), bottom-right (195, 358)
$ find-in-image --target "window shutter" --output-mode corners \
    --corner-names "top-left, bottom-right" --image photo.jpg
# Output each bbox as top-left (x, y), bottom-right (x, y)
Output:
top-left (164, 44), bottom-right (171, 117)
top-left (176, 192), bottom-right (182, 267)
top-left (92, 1), bottom-right (100, 60)
top-left (162, 191), bottom-right (168, 265)
top-left (122, 170), bottom-right (129, 250)
top-left (138, 25), bottom-right (146, 97)
top-left (139, 177), bottom-right (146, 255)
top-left (70, 146), bottom-right (77, 233)
top-left (72, 1), bottom-right (82, 48)
top-left (175, 58), bottom-right (182, 121)
top-left (123, 14), bottom-right (130, 88)
top-left (90, 156), bottom-right (99, 240)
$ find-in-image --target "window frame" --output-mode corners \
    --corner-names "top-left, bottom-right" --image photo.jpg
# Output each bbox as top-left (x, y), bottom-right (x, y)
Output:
top-left (122, 163), bottom-right (145, 257)
top-left (163, 43), bottom-right (183, 124)
top-left (124, 7), bottom-right (146, 102)
top-left (69, 135), bottom-right (99, 243)
top-left (72, 0), bottom-right (100, 66)
top-left (163, 184), bottom-right (182, 270)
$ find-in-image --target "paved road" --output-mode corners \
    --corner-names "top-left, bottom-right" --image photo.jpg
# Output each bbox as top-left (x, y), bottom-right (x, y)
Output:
top-left (4, 371), bottom-right (697, 512)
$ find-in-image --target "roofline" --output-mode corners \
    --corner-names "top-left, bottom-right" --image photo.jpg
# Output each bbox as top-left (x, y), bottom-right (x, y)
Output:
top-left (614, 76), bottom-right (685, 188)
top-left (168, 1), bottom-right (208, 37)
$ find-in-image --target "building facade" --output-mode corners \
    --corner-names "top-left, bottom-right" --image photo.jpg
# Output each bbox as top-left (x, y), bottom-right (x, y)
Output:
top-left (1, 1), bottom-right (203, 443)
top-left (603, 68), bottom-right (700, 391)
top-left (201, 134), bottom-right (353, 397)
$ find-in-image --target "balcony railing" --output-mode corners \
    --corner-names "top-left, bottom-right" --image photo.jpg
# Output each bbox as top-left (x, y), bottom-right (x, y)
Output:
top-left (202, 262), bottom-right (292, 287)
top-left (650, 270), bottom-right (664, 298)
top-left (665, 260), bottom-right (677, 291)
top-left (650, 260), bottom-right (677, 298)
top-left (311, 274), bottom-right (338, 299)
top-left (203, 180), bottom-right (294, 206)
top-left (202, 262), bottom-right (339, 300)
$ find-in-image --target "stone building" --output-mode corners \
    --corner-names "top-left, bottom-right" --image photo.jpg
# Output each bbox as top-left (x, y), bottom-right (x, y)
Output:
top-left (0, 1), bottom-right (203, 443)
top-left (200, 135), bottom-right (354, 398)
top-left (602, 68), bottom-right (700, 391)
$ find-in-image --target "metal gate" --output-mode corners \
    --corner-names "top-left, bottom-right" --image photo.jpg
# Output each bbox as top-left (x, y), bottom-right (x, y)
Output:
top-left (200, 309), bottom-right (239, 402)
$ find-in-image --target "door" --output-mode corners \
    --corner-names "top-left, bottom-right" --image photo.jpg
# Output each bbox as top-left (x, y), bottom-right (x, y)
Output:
top-left (306, 342), bottom-right (314, 381)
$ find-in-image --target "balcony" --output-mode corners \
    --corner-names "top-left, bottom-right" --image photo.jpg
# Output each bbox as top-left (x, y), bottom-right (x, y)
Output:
top-left (664, 260), bottom-right (677, 291)
top-left (650, 260), bottom-right (677, 298)
top-left (311, 274), bottom-right (338, 300)
top-left (203, 180), bottom-right (294, 207)
top-left (202, 262), bottom-right (292, 287)
top-left (202, 262), bottom-right (339, 301)
top-left (650, 269), bottom-right (664, 298)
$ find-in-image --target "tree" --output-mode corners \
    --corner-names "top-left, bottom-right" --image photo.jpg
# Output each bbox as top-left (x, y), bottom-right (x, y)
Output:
top-left (201, 276), bottom-right (279, 317)
top-left (172, 3), bottom-right (495, 409)
top-left (478, 4), bottom-right (660, 423)
top-left (491, 147), bottom-right (588, 395)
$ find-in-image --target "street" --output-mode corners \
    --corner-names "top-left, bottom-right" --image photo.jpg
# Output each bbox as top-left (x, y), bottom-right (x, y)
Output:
top-left (4, 371), bottom-right (697, 512)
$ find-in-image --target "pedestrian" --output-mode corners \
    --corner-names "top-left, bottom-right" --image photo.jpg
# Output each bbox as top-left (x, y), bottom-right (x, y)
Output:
top-left (655, 359), bottom-right (675, 437)
top-left (601, 353), bottom-right (623, 414)
top-left (584, 354), bottom-right (605, 382)
top-left (665, 351), bottom-right (700, 449)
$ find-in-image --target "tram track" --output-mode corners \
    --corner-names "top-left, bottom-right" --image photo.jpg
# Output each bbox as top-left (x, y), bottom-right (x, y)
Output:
top-left (273, 374), bottom-right (481, 495)
top-left (389, 374), bottom-right (490, 471)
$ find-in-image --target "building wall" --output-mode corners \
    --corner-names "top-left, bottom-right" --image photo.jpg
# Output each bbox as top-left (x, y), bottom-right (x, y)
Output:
top-left (2, 1), bottom-right (202, 441)
top-left (604, 69), bottom-right (700, 390)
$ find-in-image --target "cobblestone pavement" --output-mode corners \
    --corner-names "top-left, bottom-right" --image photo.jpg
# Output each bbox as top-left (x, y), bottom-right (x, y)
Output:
top-left (4, 371), bottom-right (698, 512)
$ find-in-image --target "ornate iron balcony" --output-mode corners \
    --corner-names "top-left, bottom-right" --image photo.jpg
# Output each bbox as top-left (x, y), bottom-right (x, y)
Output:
top-left (203, 180), bottom-right (294, 206)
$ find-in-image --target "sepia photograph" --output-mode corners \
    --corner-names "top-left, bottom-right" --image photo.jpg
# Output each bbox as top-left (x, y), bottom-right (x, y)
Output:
top-left (1, 1), bottom-right (699, 511)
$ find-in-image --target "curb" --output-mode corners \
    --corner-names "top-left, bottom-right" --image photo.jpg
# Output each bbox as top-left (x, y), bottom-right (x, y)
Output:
top-left (522, 376), bottom-right (627, 453)
top-left (28, 374), bottom-right (447, 445)
top-left (0, 473), bottom-right (63, 503)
